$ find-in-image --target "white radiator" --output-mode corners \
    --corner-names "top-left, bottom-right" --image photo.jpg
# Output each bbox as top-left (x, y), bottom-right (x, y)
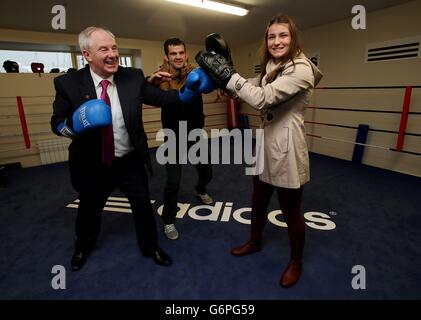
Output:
top-left (37, 139), bottom-right (70, 165)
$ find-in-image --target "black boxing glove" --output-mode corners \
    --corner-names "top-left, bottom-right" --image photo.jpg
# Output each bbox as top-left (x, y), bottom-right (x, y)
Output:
top-left (195, 50), bottom-right (236, 89)
top-left (205, 33), bottom-right (234, 67)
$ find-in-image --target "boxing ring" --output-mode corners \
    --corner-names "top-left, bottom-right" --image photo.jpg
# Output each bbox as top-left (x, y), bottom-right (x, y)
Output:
top-left (239, 84), bottom-right (421, 176)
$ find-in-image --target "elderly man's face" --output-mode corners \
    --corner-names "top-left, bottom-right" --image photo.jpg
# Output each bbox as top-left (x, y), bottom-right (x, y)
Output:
top-left (83, 29), bottom-right (119, 78)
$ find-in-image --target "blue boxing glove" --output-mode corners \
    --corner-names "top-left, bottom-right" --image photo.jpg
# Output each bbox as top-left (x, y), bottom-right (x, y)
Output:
top-left (194, 67), bottom-right (217, 94)
top-left (57, 119), bottom-right (76, 138)
top-left (72, 99), bottom-right (112, 134)
top-left (178, 86), bottom-right (196, 104)
top-left (179, 67), bottom-right (216, 103)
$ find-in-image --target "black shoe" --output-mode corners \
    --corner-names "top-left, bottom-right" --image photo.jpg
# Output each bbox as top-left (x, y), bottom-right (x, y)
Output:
top-left (143, 247), bottom-right (172, 266)
top-left (71, 250), bottom-right (88, 271)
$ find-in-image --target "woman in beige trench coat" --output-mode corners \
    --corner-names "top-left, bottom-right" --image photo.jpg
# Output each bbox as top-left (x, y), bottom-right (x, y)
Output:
top-left (231, 14), bottom-right (322, 288)
top-left (197, 14), bottom-right (323, 287)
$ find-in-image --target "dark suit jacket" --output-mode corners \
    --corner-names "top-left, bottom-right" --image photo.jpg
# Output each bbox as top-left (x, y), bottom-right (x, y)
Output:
top-left (51, 66), bottom-right (182, 192)
top-left (161, 94), bottom-right (204, 133)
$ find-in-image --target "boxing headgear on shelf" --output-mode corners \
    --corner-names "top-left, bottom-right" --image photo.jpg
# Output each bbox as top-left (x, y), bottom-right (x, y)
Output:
top-left (31, 62), bottom-right (44, 73)
top-left (3, 60), bottom-right (19, 73)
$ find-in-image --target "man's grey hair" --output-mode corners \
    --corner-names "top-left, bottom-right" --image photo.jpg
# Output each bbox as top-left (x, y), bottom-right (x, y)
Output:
top-left (78, 26), bottom-right (115, 52)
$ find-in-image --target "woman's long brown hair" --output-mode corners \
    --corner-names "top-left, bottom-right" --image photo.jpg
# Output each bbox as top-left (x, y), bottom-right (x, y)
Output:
top-left (258, 14), bottom-right (303, 84)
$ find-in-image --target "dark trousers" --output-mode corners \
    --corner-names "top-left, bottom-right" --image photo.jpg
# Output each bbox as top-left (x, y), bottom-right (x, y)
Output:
top-left (75, 151), bottom-right (158, 254)
top-left (162, 161), bottom-right (212, 224)
top-left (250, 176), bottom-right (305, 261)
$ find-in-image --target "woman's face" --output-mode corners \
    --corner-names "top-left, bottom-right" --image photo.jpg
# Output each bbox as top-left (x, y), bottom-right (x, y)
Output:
top-left (267, 23), bottom-right (291, 64)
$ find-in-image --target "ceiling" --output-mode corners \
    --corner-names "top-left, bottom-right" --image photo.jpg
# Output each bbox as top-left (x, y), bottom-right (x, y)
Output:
top-left (0, 0), bottom-right (414, 47)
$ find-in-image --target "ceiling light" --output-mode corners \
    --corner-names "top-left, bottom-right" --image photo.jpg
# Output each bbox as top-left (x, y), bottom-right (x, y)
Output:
top-left (167, 0), bottom-right (248, 16)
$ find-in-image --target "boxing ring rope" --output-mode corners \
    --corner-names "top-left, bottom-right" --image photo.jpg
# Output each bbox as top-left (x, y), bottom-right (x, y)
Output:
top-left (306, 133), bottom-right (391, 149)
top-left (304, 119), bottom-right (421, 136)
top-left (306, 106), bottom-right (421, 116)
top-left (241, 85), bottom-right (421, 157)
top-left (3, 86), bottom-right (420, 168)
top-left (308, 84), bottom-right (421, 156)
top-left (306, 134), bottom-right (421, 156)
top-left (6, 94), bottom-right (227, 153)
top-left (238, 122), bottom-right (421, 157)
top-left (316, 85), bottom-right (421, 90)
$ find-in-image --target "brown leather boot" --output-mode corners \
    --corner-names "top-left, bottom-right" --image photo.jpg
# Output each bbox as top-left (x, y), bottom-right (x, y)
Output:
top-left (231, 240), bottom-right (262, 256)
top-left (280, 260), bottom-right (302, 288)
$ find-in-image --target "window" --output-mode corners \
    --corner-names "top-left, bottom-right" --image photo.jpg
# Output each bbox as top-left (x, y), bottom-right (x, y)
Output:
top-left (76, 54), bottom-right (86, 70)
top-left (119, 56), bottom-right (132, 67)
top-left (0, 49), bottom-right (73, 73)
top-left (0, 42), bottom-right (136, 73)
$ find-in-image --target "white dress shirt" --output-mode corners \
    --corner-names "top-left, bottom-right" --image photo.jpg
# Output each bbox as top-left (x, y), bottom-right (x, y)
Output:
top-left (90, 69), bottom-right (134, 157)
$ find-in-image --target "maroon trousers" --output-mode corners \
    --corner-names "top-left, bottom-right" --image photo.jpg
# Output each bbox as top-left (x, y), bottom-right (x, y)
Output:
top-left (250, 176), bottom-right (305, 261)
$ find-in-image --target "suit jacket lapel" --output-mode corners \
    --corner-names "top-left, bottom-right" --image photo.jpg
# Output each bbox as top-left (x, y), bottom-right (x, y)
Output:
top-left (79, 67), bottom-right (97, 103)
top-left (114, 68), bottom-right (132, 130)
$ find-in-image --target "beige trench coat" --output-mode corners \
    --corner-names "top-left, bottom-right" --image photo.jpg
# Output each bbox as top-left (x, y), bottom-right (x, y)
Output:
top-left (226, 54), bottom-right (323, 188)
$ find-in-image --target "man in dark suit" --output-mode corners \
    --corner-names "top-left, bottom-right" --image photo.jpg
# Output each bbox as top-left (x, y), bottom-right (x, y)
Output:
top-left (50, 26), bottom-right (192, 271)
